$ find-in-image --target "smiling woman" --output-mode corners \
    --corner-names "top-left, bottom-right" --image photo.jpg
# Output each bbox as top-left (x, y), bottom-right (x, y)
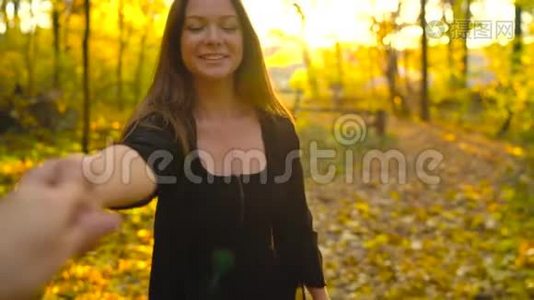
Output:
top-left (72, 0), bottom-right (330, 299)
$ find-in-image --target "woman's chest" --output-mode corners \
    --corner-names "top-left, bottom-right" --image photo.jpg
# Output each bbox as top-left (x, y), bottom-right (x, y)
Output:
top-left (195, 118), bottom-right (267, 176)
top-left (185, 175), bottom-right (275, 236)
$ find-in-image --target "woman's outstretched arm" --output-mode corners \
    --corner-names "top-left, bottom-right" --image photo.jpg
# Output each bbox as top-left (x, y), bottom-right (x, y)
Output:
top-left (81, 144), bottom-right (157, 209)
top-left (81, 117), bottom-right (181, 210)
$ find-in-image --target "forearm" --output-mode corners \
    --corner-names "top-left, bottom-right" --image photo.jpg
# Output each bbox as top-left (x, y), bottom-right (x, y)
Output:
top-left (81, 145), bottom-right (156, 208)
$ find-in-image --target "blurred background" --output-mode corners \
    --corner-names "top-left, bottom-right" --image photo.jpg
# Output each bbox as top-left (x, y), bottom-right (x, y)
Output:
top-left (0, 0), bottom-right (533, 299)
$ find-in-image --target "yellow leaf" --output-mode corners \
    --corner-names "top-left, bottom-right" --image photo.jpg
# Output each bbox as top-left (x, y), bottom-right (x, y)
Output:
top-left (136, 261), bottom-right (148, 270)
top-left (354, 202), bottom-right (370, 215)
top-left (443, 133), bottom-right (456, 142)
top-left (137, 229), bottom-right (151, 241)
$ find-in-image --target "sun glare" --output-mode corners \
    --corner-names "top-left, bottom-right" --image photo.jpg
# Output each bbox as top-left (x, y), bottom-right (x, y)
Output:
top-left (1, 0), bottom-right (526, 50)
top-left (242, 0), bottom-right (523, 51)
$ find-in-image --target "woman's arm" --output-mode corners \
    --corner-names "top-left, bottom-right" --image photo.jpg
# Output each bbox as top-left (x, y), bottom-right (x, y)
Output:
top-left (271, 117), bottom-right (329, 300)
top-left (81, 145), bottom-right (157, 209)
top-left (82, 116), bottom-right (180, 209)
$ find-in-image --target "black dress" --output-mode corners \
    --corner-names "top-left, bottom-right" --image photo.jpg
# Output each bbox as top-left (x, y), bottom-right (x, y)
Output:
top-left (116, 111), bottom-right (326, 299)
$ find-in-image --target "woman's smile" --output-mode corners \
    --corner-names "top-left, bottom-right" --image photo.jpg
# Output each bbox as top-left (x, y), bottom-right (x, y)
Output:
top-left (198, 53), bottom-right (229, 63)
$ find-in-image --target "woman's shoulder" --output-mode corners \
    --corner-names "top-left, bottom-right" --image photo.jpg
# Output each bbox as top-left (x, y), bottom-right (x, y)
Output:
top-left (125, 112), bottom-right (178, 140)
top-left (121, 112), bottom-right (179, 150)
top-left (260, 110), bottom-right (295, 133)
top-left (138, 112), bottom-right (172, 131)
top-left (260, 110), bottom-right (299, 149)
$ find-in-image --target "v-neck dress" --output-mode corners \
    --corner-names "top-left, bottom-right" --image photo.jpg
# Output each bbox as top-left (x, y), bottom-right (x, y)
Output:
top-left (117, 111), bottom-right (326, 299)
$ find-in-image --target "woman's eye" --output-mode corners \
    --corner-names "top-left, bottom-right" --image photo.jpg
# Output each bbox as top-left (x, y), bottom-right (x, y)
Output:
top-left (187, 26), bottom-right (204, 32)
top-left (222, 27), bottom-right (238, 32)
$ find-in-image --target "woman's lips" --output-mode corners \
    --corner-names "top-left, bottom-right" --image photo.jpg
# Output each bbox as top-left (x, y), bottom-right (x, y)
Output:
top-left (198, 54), bottom-right (228, 61)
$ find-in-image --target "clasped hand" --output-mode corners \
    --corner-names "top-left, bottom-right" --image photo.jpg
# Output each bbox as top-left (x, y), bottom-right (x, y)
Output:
top-left (0, 156), bottom-right (121, 300)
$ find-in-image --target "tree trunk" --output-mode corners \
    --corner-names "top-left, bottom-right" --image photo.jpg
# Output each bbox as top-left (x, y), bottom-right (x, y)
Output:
top-left (293, 3), bottom-right (319, 100)
top-left (461, 0), bottom-right (471, 89)
top-left (447, 33), bottom-right (455, 87)
top-left (134, 2), bottom-right (154, 102)
top-left (0, 0), bottom-right (8, 34)
top-left (367, 47), bottom-right (378, 110)
top-left (82, 0), bottom-right (91, 153)
top-left (420, 0), bottom-right (430, 121)
top-left (386, 47), bottom-right (399, 113)
top-left (13, 0), bottom-right (20, 31)
top-left (403, 50), bottom-right (414, 103)
top-left (62, 1), bottom-right (73, 52)
top-left (25, 0), bottom-right (36, 97)
top-left (512, 4), bottom-right (522, 73)
top-left (403, 50), bottom-right (412, 93)
top-left (498, 4), bottom-right (523, 136)
top-left (302, 45), bottom-right (318, 99)
top-left (133, 37), bottom-right (147, 102)
top-left (444, 0), bottom-right (456, 88)
top-left (117, 0), bottom-right (125, 109)
top-left (386, 47), bottom-right (409, 116)
top-left (52, 1), bottom-right (61, 89)
top-left (378, 2), bottom-right (409, 116)
top-left (497, 107), bottom-right (513, 137)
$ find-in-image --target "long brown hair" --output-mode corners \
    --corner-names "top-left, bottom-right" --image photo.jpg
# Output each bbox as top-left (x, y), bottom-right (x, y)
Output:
top-left (122, 0), bottom-right (292, 153)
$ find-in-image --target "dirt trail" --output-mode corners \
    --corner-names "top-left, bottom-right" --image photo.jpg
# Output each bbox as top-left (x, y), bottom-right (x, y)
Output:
top-left (305, 118), bottom-right (527, 299)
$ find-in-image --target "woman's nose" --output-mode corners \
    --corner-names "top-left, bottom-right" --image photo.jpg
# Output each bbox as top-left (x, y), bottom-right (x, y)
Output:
top-left (205, 25), bottom-right (223, 45)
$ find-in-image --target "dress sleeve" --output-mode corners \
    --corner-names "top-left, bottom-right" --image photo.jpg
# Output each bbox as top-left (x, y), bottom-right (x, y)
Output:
top-left (112, 114), bottom-right (181, 210)
top-left (272, 118), bottom-right (327, 288)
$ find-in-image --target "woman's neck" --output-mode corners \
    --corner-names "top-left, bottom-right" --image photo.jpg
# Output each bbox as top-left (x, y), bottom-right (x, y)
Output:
top-left (193, 77), bottom-right (247, 120)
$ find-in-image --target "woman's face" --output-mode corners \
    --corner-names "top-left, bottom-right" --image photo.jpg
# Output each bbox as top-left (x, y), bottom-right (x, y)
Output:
top-left (181, 0), bottom-right (243, 81)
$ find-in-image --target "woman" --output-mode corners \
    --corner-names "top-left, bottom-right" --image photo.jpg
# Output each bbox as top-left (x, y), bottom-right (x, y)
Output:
top-left (84, 0), bottom-right (330, 298)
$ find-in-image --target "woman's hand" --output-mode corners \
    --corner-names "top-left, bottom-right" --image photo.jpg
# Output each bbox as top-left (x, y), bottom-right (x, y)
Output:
top-left (307, 286), bottom-right (331, 300)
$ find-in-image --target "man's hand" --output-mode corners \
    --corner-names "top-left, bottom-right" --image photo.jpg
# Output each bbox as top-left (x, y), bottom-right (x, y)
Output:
top-left (0, 158), bottom-right (121, 299)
